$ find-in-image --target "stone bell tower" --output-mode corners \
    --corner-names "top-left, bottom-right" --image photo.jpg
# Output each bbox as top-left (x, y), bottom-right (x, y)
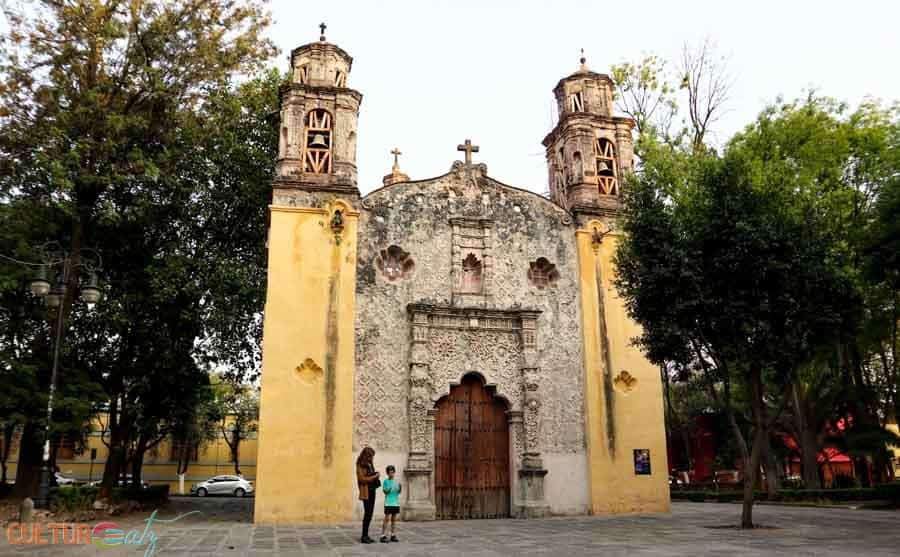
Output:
top-left (255, 24), bottom-right (362, 524)
top-left (542, 53), bottom-right (634, 218)
top-left (547, 55), bottom-right (670, 516)
top-left (273, 23), bottom-right (362, 203)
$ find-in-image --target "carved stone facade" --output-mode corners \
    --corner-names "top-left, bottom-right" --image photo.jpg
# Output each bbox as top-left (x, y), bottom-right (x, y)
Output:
top-left (355, 163), bottom-right (584, 518)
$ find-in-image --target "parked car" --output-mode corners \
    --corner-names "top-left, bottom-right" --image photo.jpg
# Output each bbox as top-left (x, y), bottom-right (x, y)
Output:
top-left (54, 472), bottom-right (77, 486)
top-left (191, 475), bottom-right (253, 497)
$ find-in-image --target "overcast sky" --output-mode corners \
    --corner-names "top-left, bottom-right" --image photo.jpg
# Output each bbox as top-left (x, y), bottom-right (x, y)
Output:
top-left (266, 0), bottom-right (899, 195)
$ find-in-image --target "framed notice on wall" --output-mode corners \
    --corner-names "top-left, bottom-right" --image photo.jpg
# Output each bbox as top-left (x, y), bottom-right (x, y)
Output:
top-left (633, 449), bottom-right (651, 475)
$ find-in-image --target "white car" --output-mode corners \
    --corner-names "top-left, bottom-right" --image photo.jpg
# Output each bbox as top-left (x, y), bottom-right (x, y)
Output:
top-left (191, 475), bottom-right (253, 497)
top-left (54, 473), bottom-right (77, 485)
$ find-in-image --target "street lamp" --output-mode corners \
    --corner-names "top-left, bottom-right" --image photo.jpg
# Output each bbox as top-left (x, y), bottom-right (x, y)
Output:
top-left (25, 247), bottom-right (103, 508)
top-left (29, 266), bottom-right (51, 297)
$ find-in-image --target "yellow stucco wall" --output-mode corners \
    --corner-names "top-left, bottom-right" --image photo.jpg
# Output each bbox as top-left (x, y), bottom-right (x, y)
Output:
top-left (254, 200), bottom-right (358, 523)
top-left (576, 220), bottom-right (670, 514)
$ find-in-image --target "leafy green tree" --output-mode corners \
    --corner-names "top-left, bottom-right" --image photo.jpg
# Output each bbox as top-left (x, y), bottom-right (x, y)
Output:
top-left (729, 97), bottom-right (900, 487)
top-left (210, 374), bottom-right (259, 476)
top-left (611, 55), bottom-right (680, 145)
top-left (616, 120), bottom-right (857, 526)
top-left (0, 0), bottom-right (275, 497)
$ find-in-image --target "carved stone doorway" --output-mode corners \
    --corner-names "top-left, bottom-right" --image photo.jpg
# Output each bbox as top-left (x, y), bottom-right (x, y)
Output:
top-left (434, 373), bottom-right (510, 519)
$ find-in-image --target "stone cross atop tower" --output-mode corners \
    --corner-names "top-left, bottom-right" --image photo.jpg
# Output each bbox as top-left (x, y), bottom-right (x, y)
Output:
top-left (383, 147), bottom-right (410, 186)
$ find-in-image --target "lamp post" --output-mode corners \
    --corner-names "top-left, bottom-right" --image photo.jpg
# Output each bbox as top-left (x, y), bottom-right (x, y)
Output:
top-left (25, 246), bottom-right (103, 508)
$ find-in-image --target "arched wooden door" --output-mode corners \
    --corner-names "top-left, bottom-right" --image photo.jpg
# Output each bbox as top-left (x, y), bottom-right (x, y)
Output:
top-left (434, 374), bottom-right (510, 519)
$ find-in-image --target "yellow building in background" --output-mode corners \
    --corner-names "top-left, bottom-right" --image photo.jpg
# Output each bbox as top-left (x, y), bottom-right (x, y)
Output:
top-left (888, 418), bottom-right (900, 480)
top-left (2, 416), bottom-right (257, 494)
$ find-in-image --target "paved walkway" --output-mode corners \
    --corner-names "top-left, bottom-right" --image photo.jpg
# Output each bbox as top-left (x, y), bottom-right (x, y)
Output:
top-left (2, 501), bottom-right (898, 556)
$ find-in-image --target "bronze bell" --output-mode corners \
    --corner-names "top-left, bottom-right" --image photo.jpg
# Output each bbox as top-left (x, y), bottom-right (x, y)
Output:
top-left (597, 161), bottom-right (610, 173)
top-left (309, 133), bottom-right (328, 148)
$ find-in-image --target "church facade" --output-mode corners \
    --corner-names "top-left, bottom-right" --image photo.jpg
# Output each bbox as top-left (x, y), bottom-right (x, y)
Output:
top-left (253, 32), bottom-right (670, 523)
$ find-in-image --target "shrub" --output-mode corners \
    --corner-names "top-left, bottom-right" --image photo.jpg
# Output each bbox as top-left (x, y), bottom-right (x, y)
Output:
top-left (876, 483), bottom-right (900, 505)
top-left (672, 485), bottom-right (900, 507)
top-left (831, 474), bottom-right (857, 489)
top-left (111, 484), bottom-right (169, 506)
top-left (49, 485), bottom-right (99, 513)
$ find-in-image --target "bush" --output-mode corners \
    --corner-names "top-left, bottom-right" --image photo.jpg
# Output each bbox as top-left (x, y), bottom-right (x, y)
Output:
top-left (877, 482), bottom-right (900, 505)
top-left (831, 474), bottom-right (857, 489)
top-left (111, 484), bottom-right (169, 506)
top-left (49, 485), bottom-right (99, 513)
top-left (715, 491), bottom-right (743, 503)
top-left (672, 485), bottom-right (900, 507)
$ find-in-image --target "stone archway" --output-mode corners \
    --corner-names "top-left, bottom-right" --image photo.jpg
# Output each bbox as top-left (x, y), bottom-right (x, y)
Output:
top-left (403, 303), bottom-right (550, 520)
top-left (434, 373), bottom-right (510, 519)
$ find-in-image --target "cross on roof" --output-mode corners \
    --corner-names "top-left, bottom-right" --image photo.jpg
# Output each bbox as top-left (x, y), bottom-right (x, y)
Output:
top-left (391, 147), bottom-right (402, 165)
top-left (457, 139), bottom-right (480, 165)
top-left (319, 22), bottom-right (327, 41)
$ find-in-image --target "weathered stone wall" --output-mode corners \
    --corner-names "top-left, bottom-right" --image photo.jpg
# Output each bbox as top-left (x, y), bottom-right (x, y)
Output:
top-left (353, 163), bottom-right (587, 515)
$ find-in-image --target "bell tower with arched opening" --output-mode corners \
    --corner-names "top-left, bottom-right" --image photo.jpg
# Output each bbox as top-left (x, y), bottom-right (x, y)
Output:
top-left (542, 53), bottom-right (634, 218)
top-left (256, 25), bottom-right (362, 524)
top-left (274, 24), bottom-right (362, 200)
top-left (547, 54), bottom-right (670, 517)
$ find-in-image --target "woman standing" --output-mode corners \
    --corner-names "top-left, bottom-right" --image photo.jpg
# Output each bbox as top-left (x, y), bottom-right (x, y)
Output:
top-left (356, 446), bottom-right (380, 543)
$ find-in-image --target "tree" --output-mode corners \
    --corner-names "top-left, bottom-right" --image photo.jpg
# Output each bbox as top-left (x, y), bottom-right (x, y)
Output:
top-left (616, 126), bottom-right (857, 527)
top-left (0, 0), bottom-right (275, 497)
top-left (168, 382), bottom-right (218, 486)
top-left (679, 38), bottom-right (732, 153)
top-left (729, 97), bottom-right (900, 487)
top-left (210, 375), bottom-right (259, 476)
top-left (611, 55), bottom-right (680, 145)
top-left (611, 40), bottom-right (731, 154)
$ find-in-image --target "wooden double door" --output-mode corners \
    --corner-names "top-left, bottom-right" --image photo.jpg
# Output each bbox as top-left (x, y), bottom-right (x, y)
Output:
top-left (434, 374), bottom-right (510, 519)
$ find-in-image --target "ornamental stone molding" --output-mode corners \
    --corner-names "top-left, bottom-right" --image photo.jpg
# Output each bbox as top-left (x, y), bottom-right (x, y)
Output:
top-left (403, 302), bottom-right (549, 519)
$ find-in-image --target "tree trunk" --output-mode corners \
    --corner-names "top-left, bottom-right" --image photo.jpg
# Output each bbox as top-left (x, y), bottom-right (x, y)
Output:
top-left (230, 425), bottom-right (241, 476)
top-left (854, 457), bottom-right (871, 488)
top-left (763, 435), bottom-right (779, 493)
top-left (799, 429), bottom-right (821, 489)
top-left (100, 398), bottom-right (125, 498)
top-left (742, 423), bottom-right (765, 528)
top-left (789, 383), bottom-right (821, 489)
top-left (680, 425), bottom-right (693, 475)
top-left (725, 405), bottom-right (751, 525)
top-left (741, 366), bottom-right (766, 529)
top-left (12, 420), bottom-right (43, 498)
top-left (0, 423), bottom-right (14, 484)
top-left (131, 437), bottom-right (147, 489)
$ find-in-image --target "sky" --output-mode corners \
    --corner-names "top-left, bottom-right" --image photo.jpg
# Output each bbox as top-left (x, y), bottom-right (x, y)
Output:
top-left (266, 0), bottom-right (900, 195)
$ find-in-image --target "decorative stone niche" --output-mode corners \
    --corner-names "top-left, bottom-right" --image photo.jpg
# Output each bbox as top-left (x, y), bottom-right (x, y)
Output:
top-left (459, 253), bottom-right (483, 293)
top-left (450, 217), bottom-right (493, 307)
top-left (295, 358), bottom-right (323, 384)
top-left (613, 370), bottom-right (638, 393)
top-left (375, 245), bottom-right (414, 282)
top-left (527, 257), bottom-right (560, 289)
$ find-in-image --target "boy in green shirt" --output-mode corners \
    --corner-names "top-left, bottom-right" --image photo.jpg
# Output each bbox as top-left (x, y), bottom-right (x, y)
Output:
top-left (379, 465), bottom-right (401, 543)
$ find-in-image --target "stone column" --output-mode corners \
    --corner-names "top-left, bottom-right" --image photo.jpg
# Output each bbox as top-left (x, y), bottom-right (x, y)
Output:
top-left (507, 410), bottom-right (525, 512)
top-left (516, 312), bottom-right (550, 518)
top-left (404, 307), bottom-right (436, 520)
